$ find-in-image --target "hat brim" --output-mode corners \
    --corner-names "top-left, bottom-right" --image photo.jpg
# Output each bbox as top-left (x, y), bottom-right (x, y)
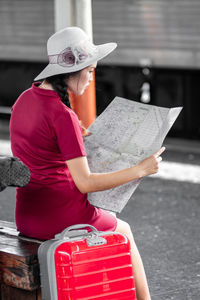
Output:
top-left (34, 42), bottom-right (117, 81)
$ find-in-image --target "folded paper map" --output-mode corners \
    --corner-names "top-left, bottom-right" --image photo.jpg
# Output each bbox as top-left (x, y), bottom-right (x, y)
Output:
top-left (84, 97), bottom-right (182, 213)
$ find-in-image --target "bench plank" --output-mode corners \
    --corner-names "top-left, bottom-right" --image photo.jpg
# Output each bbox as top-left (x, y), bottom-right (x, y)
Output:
top-left (0, 284), bottom-right (41, 300)
top-left (0, 221), bottom-right (41, 291)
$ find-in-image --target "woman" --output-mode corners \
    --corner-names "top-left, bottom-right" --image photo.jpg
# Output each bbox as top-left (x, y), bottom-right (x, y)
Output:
top-left (10, 27), bottom-right (164, 300)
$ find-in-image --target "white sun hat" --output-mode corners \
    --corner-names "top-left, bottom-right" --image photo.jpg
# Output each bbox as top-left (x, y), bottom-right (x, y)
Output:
top-left (34, 27), bottom-right (117, 81)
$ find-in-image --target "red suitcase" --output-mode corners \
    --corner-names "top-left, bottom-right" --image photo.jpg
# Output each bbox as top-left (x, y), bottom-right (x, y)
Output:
top-left (38, 224), bottom-right (137, 300)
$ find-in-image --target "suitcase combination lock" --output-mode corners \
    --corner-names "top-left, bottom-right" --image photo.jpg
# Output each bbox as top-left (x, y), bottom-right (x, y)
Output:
top-left (86, 234), bottom-right (107, 246)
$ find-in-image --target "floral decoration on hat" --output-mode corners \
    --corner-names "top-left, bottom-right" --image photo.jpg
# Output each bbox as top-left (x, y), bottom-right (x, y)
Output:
top-left (49, 40), bottom-right (98, 68)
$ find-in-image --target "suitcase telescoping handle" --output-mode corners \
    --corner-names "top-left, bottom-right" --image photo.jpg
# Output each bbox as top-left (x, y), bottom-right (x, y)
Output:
top-left (55, 224), bottom-right (107, 246)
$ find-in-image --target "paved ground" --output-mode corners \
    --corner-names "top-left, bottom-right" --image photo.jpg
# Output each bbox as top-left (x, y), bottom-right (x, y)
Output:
top-left (0, 137), bottom-right (200, 299)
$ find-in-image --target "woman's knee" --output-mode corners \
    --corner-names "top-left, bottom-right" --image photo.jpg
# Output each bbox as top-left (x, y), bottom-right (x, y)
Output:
top-left (115, 219), bottom-right (138, 253)
top-left (115, 218), bottom-right (133, 238)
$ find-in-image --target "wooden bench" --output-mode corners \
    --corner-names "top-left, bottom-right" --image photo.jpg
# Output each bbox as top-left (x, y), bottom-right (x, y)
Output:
top-left (0, 220), bottom-right (42, 300)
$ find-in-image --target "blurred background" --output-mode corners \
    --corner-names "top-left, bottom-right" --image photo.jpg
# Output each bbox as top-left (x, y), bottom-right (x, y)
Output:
top-left (0, 0), bottom-right (200, 139)
top-left (0, 1), bottom-right (200, 299)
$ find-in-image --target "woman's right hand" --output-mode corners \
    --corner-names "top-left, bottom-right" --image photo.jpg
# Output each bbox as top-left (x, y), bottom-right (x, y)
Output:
top-left (137, 147), bottom-right (165, 178)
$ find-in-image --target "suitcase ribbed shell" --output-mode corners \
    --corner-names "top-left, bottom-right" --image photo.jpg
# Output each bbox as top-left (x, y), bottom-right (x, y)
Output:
top-left (55, 234), bottom-right (136, 299)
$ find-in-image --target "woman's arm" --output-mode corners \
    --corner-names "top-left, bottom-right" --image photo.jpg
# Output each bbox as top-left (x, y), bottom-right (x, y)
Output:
top-left (66, 147), bottom-right (165, 194)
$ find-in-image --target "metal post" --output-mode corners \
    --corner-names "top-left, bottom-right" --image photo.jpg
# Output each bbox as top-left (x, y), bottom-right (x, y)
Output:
top-left (54, 0), bottom-right (75, 31)
top-left (75, 0), bottom-right (93, 40)
top-left (54, 0), bottom-right (96, 128)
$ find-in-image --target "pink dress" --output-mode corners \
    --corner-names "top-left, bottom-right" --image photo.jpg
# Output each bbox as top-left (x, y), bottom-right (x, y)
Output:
top-left (10, 83), bottom-right (117, 239)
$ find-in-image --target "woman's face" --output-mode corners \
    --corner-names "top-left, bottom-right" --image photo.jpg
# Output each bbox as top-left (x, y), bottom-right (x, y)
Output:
top-left (67, 63), bottom-right (97, 95)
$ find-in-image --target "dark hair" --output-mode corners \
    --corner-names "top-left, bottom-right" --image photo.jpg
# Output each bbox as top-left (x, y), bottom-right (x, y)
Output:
top-left (46, 72), bottom-right (78, 107)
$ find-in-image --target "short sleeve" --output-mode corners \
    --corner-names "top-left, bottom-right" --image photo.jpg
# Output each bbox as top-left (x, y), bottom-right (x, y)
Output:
top-left (54, 109), bottom-right (86, 160)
